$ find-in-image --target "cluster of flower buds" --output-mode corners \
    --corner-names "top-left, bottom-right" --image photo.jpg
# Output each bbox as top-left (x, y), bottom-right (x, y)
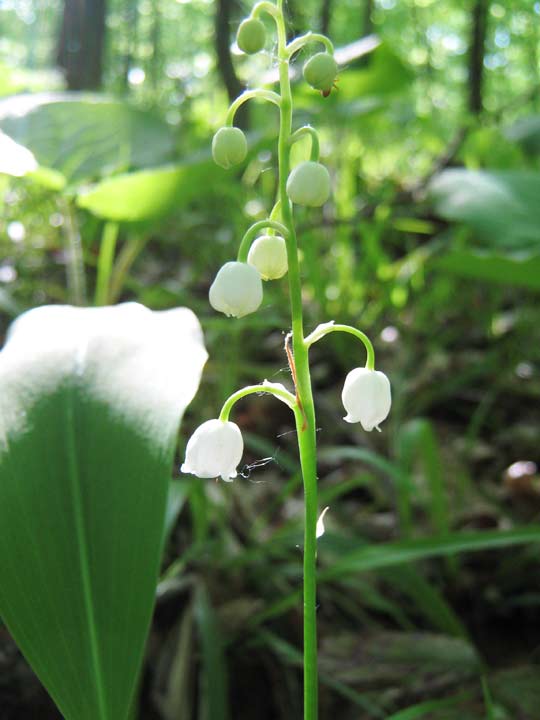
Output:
top-left (206, 7), bottom-right (340, 319)
top-left (181, 5), bottom-right (392, 484)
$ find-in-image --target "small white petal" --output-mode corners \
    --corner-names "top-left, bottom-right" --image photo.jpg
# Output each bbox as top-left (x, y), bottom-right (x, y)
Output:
top-left (316, 506), bottom-right (330, 539)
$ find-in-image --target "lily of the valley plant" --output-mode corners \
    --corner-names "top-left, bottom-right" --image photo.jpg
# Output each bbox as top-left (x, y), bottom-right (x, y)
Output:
top-left (182, 3), bottom-right (391, 718)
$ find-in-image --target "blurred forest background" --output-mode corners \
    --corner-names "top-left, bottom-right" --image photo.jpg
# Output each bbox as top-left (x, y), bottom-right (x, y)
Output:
top-left (1, 0), bottom-right (540, 718)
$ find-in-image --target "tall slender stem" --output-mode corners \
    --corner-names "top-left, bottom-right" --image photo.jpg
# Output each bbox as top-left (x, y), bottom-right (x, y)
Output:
top-left (276, 3), bottom-right (319, 718)
top-left (60, 199), bottom-right (87, 306)
top-left (94, 221), bottom-right (119, 306)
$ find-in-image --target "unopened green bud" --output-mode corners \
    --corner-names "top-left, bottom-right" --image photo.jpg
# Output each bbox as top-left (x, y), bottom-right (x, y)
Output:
top-left (303, 52), bottom-right (338, 93)
top-left (237, 18), bottom-right (266, 54)
top-left (212, 127), bottom-right (247, 169)
top-left (286, 161), bottom-right (331, 207)
top-left (248, 235), bottom-right (288, 280)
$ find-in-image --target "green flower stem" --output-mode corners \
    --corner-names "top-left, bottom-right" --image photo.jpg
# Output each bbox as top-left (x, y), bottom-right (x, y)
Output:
top-left (289, 126), bottom-right (320, 162)
top-left (219, 382), bottom-right (297, 421)
top-left (305, 321), bottom-right (376, 370)
top-left (94, 221), bottom-right (119, 306)
top-left (237, 219), bottom-right (290, 262)
top-left (286, 31), bottom-right (334, 58)
top-left (226, 89), bottom-right (281, 126)
top-left (252, 0), bottom-right (280, 21)
top-left (276, 2), bottom-right (320, 718)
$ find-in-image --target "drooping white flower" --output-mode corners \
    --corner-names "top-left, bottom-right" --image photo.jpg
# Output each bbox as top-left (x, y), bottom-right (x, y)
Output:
top-left (181, 419), bottom-right (243, 481)
top-left (341, 368), bottom-right (391, 431)
top-left (209, 261), bottom-right (263, 318)
top-left (247, 235), bottom-right (288, 280)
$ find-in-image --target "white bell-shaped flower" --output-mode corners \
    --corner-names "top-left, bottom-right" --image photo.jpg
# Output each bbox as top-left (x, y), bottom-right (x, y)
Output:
top-left (209, 261), bottom-right (263, 318)
top-left (247, 235), bottom-right (288, 280)
top-left (341, 367), bottom-right (391, 431)
top-left (181, 419), bottom-right (243, 481)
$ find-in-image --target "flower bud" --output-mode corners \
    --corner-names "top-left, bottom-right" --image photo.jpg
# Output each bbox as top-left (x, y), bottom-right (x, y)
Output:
top-left (181, 419), bottom-right (243, 481)
top-left (286, 161), bottom-right (331, 207)
top-left (247, 235), bottom-right (288, 280)
top-left (237, 18), bottom-right (266, 54)
top-left (212, 127), bottom-right (247, 169)
top-left (209, 261), bottom-right (263, 318)
top-left (341, 368), bottom-right (391, 431)
top-left (303, 52), bottom-right (338, 93)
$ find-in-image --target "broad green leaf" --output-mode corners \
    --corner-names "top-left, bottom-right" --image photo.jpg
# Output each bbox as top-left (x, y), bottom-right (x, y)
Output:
top-left (428, 169), bottom-right (540, 249)
top-left (77, 159), bottom-right (214, 222)
top-left (433, 250), bottom-right (540, 291)
top-left (0, 303), bottom-right (208, 720)
top-left (0, 93), bottom-right (175, 184)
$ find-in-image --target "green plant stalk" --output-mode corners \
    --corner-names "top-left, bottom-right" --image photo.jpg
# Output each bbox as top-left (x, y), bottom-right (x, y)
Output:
top-left (95, 221), bottom-right (119, 306)
top-left (276, 2), bottom-right (319, 718)
top-left (60, 199), bottom-right (87, 306)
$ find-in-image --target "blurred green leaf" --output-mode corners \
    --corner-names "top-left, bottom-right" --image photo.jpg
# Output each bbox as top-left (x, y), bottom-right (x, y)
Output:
top-left (491, 666), bottom-right (540, 716)
top-left (0, 288), bottom-right (24, 318)
top-left (77, 159), bottom-right (214, 221)
top-left (320, 631), bottom-right (480, 686)
top-left (195, 584), bottom-right (230, 720)
top-left (340, 43), bottom-right (413, 99)
top-left (433, 250), bottom-right (540, 291)
top-left (398, 419), bottom-right (449, 539)
top-left (504, 115), bottom-right (540, 154)
top-left (0, 303), bottom-right (207, 720)
top-left (460, 128), bottom-right (524, 170)
top-left (429, 169), bottom-right (540, 249)
top-left (0, 93), bottom-right (176, 184)
top-left (320, 527), bottom-right (540, 582)
top-left (386, 695), bottom-right (475, 720)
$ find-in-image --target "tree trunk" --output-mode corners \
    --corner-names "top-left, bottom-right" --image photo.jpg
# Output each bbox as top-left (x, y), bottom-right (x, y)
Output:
top-left (215, 0), bottom-right (247, 128)
top-left (468, 0), bottom-right (489, 114)
top-left (320, 0), bottom-right (332, 36)
top-left (56, 0), bottom-right (106, 90)
top-left (363, 0), bottom-right (373, 36)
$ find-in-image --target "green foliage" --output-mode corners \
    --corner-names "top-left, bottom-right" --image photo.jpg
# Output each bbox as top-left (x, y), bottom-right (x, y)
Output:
top-left (1, 0), bottom-right (540, 717)
top-left (0, 93), bottom-right (175, 185)
top-left (0, 303), bottom-right (207, 720)
top-left (77, 159), bottom-right (214, 222)
top-left (429, 169), bottom-right (540, 249)
top-left (433, 250), bottom-right (540, 291)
